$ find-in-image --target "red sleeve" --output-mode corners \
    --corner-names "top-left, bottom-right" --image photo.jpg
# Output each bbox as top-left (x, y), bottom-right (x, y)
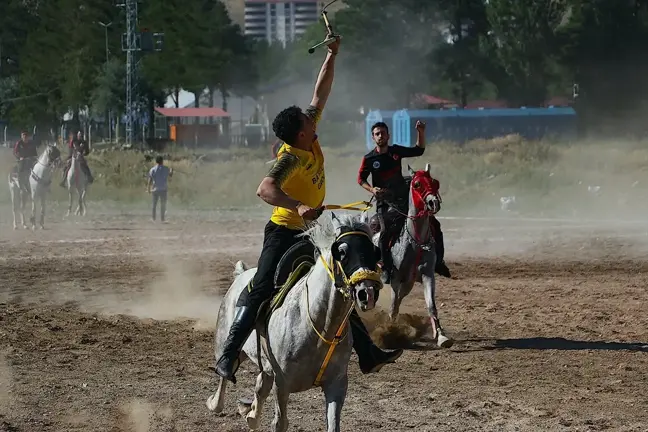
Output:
top-left (357, 157), bottom-right (371, 185)
top-left (68, 139), bottom-right (74, 148)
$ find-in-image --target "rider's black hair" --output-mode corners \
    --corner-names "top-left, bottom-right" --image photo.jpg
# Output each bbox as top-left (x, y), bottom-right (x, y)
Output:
top-left (156, 155), bottom-right (164, 164)
top-left (371, 121), bottom-right (389, 134)
top-left (272, 105), bottom-right (304, 145)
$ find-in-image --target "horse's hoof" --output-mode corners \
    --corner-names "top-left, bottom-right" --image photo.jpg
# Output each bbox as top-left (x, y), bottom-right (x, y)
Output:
top-left (246, 412), bottom-right (260, 430)
top-left (237, 398), bottom-right (253, 418)
top-left (206, 394), bottom-right (222, 413)
top-left (437, 334), bottom-right (454, 349)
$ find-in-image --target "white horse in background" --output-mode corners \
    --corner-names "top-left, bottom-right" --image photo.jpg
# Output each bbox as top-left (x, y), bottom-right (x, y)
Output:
top-left (8, 143), bottom-right (61, 230)
top-left (65, 149), bottom-right (89, 216)
top-left (8, 156), bottom-right (37, 230)
top-left (29, 143), bottom-right (62, 229)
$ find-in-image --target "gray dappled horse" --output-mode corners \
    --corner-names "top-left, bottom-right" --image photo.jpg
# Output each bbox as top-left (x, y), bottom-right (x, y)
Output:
top-left (364, 163), bottom-right (454, 349)
top-left (65, 149), bottom-right (88, 216)
top-left (8, 144), bottom-right (61, 230)
top-left (207, 214), bottom-right (382, 432)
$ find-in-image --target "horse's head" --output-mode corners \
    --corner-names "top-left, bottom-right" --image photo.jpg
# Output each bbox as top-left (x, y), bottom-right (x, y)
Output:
top-left (45, 143), bottom-right (61, 163)
top-left (329, 213), bottom-right (382, 312)
top-left (407, 163), bottom-right (441, 215)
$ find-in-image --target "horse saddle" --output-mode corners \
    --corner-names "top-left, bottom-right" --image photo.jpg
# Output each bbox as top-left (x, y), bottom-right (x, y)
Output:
top-left (256, 239), bottom-right (317, 324)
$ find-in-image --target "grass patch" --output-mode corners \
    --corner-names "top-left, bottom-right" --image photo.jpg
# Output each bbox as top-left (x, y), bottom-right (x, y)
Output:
top-left (2, 135), bottom-right (647, 219)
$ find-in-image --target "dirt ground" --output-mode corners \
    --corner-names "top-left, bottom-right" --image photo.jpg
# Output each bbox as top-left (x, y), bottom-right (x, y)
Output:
top-left (1, 209), bottom-right (648, 431)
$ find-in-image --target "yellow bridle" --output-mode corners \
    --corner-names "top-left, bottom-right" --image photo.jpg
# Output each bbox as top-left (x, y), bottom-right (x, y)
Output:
top-left (305, 229), bottom-right (382, 386)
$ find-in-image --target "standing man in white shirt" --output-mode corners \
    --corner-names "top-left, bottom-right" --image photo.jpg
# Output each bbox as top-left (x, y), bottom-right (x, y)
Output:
top-left (147, 155), bottom-right (173, 222)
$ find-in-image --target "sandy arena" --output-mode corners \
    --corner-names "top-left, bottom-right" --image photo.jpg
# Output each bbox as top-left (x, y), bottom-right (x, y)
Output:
top-left (1, 209), bottom-right (648, 431)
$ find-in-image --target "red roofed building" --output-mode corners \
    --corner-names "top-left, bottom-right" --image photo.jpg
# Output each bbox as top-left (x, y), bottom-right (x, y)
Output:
top-left (154, 107), bottom-right (231, 147)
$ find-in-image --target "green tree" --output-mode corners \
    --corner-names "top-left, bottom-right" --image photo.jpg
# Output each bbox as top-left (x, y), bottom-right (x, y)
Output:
top-left (557, 0), bottom-right (648, 125)
top-left (91, 57), bottom-right (125, 117)
top-left (331, 0), bottom-right (444, 108)
top-left (480, 0), bottom-right (569, 106)
top-left (431, 0), bottom-right (492, 106)
top-left (12, 0), bottom-right (65, 128)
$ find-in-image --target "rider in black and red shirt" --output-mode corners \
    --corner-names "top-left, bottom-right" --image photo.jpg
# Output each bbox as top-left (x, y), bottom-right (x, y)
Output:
top-left (357, 121), bottom-right (450, 283)
top-left (13, 130), bottom-right (39, 183)
top-left (14, 130), bottom-right (38, 162)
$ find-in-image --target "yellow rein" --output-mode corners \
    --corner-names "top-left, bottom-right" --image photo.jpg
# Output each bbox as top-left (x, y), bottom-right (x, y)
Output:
top-left (304, 230), bottom-right (382, 386)
top-left (323, 200), bottom-right (373, 212)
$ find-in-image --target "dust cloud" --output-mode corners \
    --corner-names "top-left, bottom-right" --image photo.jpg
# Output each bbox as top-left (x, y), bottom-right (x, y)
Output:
top-left (118, 399), bottom-right (174, 432)
top-left (124, 256), bottom-right (222, 330)
top-left (358, 286), bottom-right (431, 349)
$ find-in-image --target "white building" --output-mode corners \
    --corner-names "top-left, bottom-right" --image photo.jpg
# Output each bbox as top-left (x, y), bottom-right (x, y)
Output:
top-left (244, 0), bottom-right (319, 46)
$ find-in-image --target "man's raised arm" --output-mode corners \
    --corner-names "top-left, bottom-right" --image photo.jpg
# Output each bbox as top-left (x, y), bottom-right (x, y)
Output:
top-left (309, 36), bottom-right (340, 115)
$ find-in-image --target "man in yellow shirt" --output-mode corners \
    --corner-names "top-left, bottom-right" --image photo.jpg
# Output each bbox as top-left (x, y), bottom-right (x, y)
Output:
top-left (215, 37), bottom-right (403, 384)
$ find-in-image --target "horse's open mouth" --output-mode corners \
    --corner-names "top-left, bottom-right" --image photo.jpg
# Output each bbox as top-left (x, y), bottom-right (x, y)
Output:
top-left (425, 195), bottom-right (440, 214)
top-left (355, 282), bottom-right (378, 312)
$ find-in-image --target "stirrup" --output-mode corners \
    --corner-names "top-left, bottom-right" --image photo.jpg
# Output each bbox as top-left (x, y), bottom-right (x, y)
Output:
top-left (215, 354), bottom-right (242, 384)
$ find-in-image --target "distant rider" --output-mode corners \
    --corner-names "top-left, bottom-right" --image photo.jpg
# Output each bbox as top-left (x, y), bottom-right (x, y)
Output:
top-left (13, 130), bottom-right (38, 187)
top-left (357, 121), bottom-right (450, 284)
top-left (60, 131), bottom-right (94, 186)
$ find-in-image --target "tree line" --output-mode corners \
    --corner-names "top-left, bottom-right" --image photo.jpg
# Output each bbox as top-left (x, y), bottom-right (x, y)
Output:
top-left (1, 0), bottom-right (647, 137)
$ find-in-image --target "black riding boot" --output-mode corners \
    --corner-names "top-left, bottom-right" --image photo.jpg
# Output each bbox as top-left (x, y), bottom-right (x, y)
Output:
top-left (378, 231), bottom-right (393, 284)
top-left (214, 306), bottom-right (257, 384)
top-left (349, 309), bottom-right (403, 374)
top-left (431, 218), bottom-right (451, 278)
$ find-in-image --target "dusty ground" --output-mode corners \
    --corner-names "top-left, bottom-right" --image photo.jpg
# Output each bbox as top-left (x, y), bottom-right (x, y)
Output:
top-left (1, 208), bottom-right (648, 431)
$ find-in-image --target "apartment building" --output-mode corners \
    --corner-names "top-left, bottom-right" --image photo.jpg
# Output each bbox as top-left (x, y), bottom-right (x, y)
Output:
top-left (223, 0), bottom-right (345, 46)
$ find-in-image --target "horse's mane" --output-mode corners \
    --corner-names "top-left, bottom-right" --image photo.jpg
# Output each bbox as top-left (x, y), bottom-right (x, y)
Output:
top-left (301, 213), bottom-right (373, 251)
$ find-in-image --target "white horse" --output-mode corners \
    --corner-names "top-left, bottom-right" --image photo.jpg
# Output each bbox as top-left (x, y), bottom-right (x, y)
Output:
top-left (8, 156), bottom-right (37, 230)
top-left (28, 143), bottom-right (62, 230)
top-left (207, 213), bottom-right (383, 432)
top-left (65, 149), bottom-right (89, 216)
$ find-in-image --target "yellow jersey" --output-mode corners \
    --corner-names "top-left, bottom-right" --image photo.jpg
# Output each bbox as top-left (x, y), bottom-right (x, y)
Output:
top-left (268, 106), bottom-right (326, 230)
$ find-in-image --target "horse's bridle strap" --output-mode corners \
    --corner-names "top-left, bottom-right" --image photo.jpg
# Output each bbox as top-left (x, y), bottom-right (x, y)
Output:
top-left (308, 229), bottom-right (382, 387)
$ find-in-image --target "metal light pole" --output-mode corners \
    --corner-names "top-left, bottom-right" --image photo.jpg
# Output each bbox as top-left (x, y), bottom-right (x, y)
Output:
top-left (98, 21), bottom-right (111, 63)
top-left (98, 21), bottom-right (112, 143)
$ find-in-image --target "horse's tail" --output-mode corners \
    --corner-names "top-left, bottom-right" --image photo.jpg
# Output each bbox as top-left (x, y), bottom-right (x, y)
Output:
top-left (233, 260), bottom-right (249, 277)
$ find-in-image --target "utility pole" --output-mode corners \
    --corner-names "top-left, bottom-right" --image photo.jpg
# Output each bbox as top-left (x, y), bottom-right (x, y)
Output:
top-left (98, 21), bottom-right (112, 143)
top-left (117, 0), bottom-right (139, 148)
top-left (116, 0), bottom-right (164, 149)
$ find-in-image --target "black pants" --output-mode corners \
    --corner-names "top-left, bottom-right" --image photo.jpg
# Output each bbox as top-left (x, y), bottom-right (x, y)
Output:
top-left (236, 221), bottom-right (302, 310)
top-left (431, 216), bottom-right (445, 264)
top-left (376, 198), bottom-right (407, 252)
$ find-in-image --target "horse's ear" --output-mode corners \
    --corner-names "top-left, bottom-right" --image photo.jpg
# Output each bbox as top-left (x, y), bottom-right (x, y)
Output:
top-left (425, 163), bottom-right (431, 174)
top-left (330, 212), bottom-right (340, 228)
top-left (360, 211), bottom-right (370, 225)
top-left (407, 165), bottom-right (415, 176)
